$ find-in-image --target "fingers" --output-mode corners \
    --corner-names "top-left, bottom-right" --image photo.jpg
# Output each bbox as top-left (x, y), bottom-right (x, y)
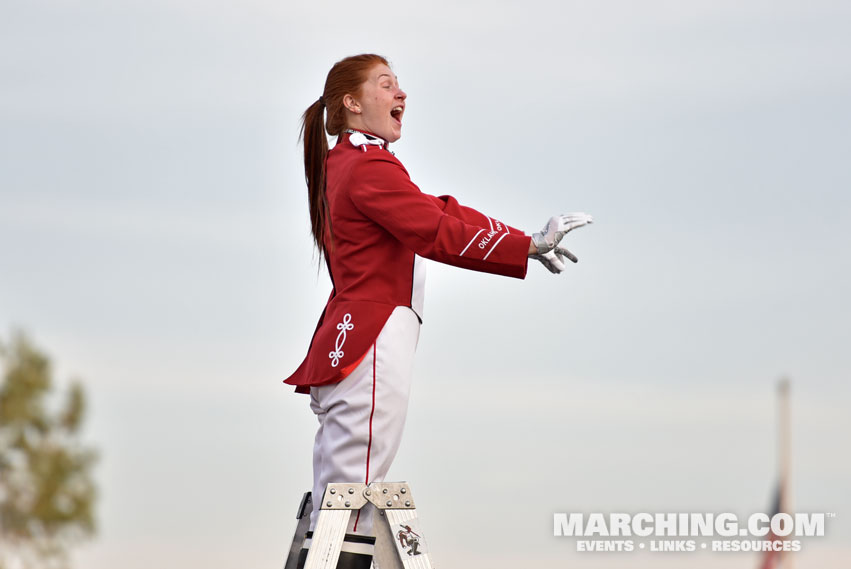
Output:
top-left (559, 212), bottom-right (593, 223)
top-left (544, 260), bottom-right (561, 274)
top-left (531, 254), bottom-right (561, 274)
top-left (558, 212), bottom-right (594, 233)
top-left (533, 211), bottom-right (593, 258)
top-left (555, 246), bottom-right (578, 263)
top-left (543, 249), bottom-right (566, 272)
top-left (544, 259), bottom-right (561, 274)
top-left (532, 246), bottom-right (580, 274)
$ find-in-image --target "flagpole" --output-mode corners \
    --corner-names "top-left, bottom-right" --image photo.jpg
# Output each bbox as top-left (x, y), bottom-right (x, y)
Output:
top-left (778, 378), bottom-right (793, 569)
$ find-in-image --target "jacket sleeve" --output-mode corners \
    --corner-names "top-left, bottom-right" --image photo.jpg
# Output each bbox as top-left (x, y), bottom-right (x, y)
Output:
top-left (429, 194), bottom-right (526, 237)
top-left (348, 152), bottom-right (529, 279)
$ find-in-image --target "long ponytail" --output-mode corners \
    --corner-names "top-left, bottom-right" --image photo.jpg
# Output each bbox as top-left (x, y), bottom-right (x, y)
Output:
top-left (299, 54), bottom-right (390, 259)
top-left (299, 98), bottom-right (329, 257)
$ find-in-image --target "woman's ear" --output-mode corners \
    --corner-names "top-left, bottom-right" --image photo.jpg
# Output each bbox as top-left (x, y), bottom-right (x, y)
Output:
top-left (343, 94), bottom-right (361, 114)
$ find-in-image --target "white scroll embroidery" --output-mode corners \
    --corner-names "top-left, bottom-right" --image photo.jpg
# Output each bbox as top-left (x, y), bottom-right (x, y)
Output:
top-left (329, 313), bottom-right (354, 367)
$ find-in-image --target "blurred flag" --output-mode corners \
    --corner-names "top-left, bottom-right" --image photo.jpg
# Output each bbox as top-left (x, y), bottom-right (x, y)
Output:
top-left (758, 482), bottom-right (784, 569)
top-left (759, 379), bottom-right (792, 569)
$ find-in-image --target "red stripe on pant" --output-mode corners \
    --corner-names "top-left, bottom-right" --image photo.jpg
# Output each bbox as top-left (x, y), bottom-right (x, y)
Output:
top-left (353, 343), bottom-right (377, 533)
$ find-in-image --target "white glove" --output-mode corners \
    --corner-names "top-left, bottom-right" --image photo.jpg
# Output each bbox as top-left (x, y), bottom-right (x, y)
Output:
top-left (531, 246), bottom-right (578, 274)
top-left (531, 213), bottom-right (593, 254)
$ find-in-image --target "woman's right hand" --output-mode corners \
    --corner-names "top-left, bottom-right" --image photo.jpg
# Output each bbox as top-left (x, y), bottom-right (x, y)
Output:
top-left (528, 212), bottom-right (593, 273)
top-left (530, 213), bottom-right (594, 254)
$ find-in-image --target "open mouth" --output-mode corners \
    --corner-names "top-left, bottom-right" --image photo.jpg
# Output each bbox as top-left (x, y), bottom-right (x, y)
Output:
top-left (390, 106), bottom-right (404, 125)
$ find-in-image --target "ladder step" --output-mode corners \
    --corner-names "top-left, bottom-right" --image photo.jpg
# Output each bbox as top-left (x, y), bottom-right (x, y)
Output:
top-left (385, 509), bottom-right (432, 569)
top-left (283, 492), bottom-right (313, 569)
top-left (304, 509), bottom-right (351, 569)
top-left (289, 482), bottom-right (435, 569)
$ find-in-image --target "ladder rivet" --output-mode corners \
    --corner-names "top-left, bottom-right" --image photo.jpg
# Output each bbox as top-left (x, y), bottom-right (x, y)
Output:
top-left (326, 501), bottom-right (332, 507)
top-left (345, 501), bottom-right (351, 507)
top-left (405, 500), bottom-right (411, 507)
top-left (386, 500), bottom-right (392, 507)
top-left (330, 488), bottom-right (336, 494)
top-left (348, 488), bottom-right (355, 494)
top-left (382, 488), bottom-right (388, 494)
top-left (400, 488), bottom-right (407, 494)
top-left (365, 489), bottom-right (371, 496)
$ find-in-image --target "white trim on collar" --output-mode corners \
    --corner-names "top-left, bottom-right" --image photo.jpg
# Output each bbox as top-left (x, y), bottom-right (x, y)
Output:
top-left (346, 130), bottom-right (386, 150)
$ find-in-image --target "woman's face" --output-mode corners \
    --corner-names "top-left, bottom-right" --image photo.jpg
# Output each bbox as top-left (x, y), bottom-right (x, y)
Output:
top-left (346, 64), bottom-right (407, 142)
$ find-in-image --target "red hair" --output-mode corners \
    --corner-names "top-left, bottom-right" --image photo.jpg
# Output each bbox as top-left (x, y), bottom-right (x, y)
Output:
top-left (299, 54), bottom-right (390, 258)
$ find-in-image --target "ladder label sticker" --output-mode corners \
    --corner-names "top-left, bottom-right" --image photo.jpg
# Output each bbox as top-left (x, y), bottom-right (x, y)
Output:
top-left (394, 518), bottom-right (428, 558)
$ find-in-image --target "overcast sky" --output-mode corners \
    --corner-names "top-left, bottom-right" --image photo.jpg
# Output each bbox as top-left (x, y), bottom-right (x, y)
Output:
top-left (1, 1), bottom-right (849, 568)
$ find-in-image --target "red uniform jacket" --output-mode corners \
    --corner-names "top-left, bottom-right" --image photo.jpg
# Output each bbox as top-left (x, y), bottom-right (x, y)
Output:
top-left (284, 131), bottom-right (530, 393)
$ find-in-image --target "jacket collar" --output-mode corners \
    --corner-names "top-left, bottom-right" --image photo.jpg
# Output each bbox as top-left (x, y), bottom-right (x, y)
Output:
top-left (344, 129), bottom-right (387, 151)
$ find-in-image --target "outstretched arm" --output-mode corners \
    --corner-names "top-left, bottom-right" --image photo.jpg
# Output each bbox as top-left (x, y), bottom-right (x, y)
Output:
top-left (528, 213), bottom-right (594, 273)
top-left (428, 195), bottom-right (593, 269)
top-left (349, 154), bottom-right (530, 278)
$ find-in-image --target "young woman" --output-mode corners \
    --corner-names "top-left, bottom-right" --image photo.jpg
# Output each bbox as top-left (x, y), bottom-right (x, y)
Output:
top-left (285, 54), bottom-right (592, 569)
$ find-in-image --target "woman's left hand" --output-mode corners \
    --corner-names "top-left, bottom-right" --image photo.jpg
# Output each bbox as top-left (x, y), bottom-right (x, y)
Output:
top-left (530, 246), bottom-right (579, 274)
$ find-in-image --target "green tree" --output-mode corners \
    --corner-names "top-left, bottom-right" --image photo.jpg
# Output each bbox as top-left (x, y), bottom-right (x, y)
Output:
top-left (0, 331), bottom-right (97, 569)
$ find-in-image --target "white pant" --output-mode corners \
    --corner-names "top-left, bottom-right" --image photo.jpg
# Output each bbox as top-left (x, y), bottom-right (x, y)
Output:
top-left (309, 306), bottom-right (421, 536)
